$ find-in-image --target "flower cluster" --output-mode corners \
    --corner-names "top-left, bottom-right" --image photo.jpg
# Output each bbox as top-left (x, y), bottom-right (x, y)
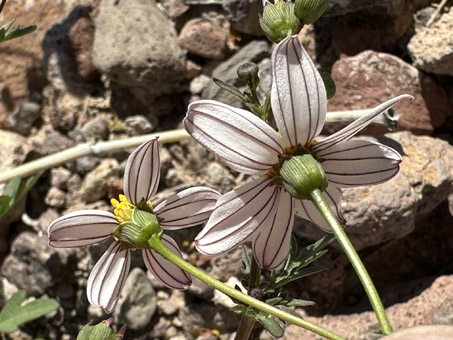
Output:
top-left (48, 138), bottom-right (220, 312)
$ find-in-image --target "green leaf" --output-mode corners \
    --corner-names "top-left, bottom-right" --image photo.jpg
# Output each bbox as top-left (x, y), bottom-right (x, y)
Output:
top-left (77, 321), bottom-right (122, 340)
top-left (286, 298), bottom-right (315, 307)
top-left (212, 78), bottom-right (248, 102)
top-left (0, 196), bottom-right (13, 217)
top-left (320, 72), bottom-right (336, 99)
top-left (256, 313), bottom-right (284, 338)
top-left (0, 17), bottom-right (37, 43)
top-left (3, 177), bottom-right (21, 199)
top-left (0, 174), bottom-right (41, 219)
top-left (0, 291), bottom-right (59, 333)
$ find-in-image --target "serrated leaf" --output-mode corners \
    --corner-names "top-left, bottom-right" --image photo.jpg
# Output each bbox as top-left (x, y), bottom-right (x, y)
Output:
top-left (275, 266), bottom-right (325, 286)
top-left (0, 291), bottom-right (59, 333)
top-left (213, 78), bottom-right (248, 102)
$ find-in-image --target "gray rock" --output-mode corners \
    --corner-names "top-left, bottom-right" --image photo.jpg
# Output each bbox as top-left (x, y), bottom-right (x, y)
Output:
top-left (50, 167), bottom-right (72, 189)
top-left (325, 0), bottom-right (405, 17)
top-left (408, 8), bottom-right (453, 76)
top-left (45, 187), bottom-right (67, 208)
top-left (295, 132), bottom-right (453, 250)
top-left (123, 115), bottom-right (155, 136)
top-left (113, 267), bottom-right (157, 331)
top-left (80, 116), bottom-right (109, 141)
top-left (78, 159), bottom-right (120, 203)
top-left (8, 102), bottom-right (41, 135)
top-left (0, 130), bottom-right (31, 173)
top-left (202, 40), bottom-right (271, 107)
top-left (1, 232), bottom-right (77, 296)
top-left (222, 0), bottom-right (263, 36)
top-left (93, 0), bottom-right (186, 94)
top-left (205, 162), bottom-right (235, 194)
top-left (76, 156), bottom-right (101, 175)
top-left (190, 74), bottom-right (211, 95)
top-left (30, 125), bottom-right (74, 155)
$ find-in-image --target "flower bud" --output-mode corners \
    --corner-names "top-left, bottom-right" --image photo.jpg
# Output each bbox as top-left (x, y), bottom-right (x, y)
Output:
top-left (259, 0), bottom-right (300, 43)
top-left (237, 62), bottom-right (260, 84)
top-left (294, 0), bottom-right (329, 24)
top-left (279, 154), bottom-right (328, 199)
top-left (113, 209), bottom-right (161, 249)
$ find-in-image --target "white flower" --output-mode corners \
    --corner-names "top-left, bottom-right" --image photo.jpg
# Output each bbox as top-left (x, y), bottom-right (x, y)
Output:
top-left (184, 35), bottom-right (412, 269)
top-left (48, 138), bottom-right (220, 313)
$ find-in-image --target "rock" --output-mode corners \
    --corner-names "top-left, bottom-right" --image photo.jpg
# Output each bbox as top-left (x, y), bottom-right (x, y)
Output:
top-left (44, 187), bottom-right (67, 208)
top-left (205, 162), bottom-right (235, 193)
top-left (78, 159), bottom-right (120, 202)
top-left (92, 0), bottom-right (186, 94)
top-left (281, 275), bottom-right (453, 340)
top-left (8, 102), bottom-right (41, 135)
top-left (325, 0), bottom-right (405, 16)
top-left (160, 0), bottom-right (189, 19)
top-left (50, 167), bottom-right (72, 189)
top-left (123, 115), bottom-right (155, 136)
top-left (179, 16), bottom-right (230, 60)
top-left (158, 290), bottom-right (185, 316)
top-left (76, 156), bottom-right (101, 175)
top-left (408, 8), bottom-right (453, 76)
top-left (0, 0), bottom-right (67, 126)
top-left (0, 130), bottom-right (31, 173)
top-left (185, 60), bottom-right (203, 80)
top-left (222, 0), bottom-right (263, 36)
top-left (0, 232), bottom-right (77, 296)
top-left (202, 40), bottom-right (271, 107)
top-left (42, 6), bottom-right (99, 94)
top-left (30, 125), bottom-right (74, 155)
top-left (80, 116), bottom-right (109, 140)
top-left (113, 267), bottom-right (157, 331)
top-left (328, 50), bottom-right (450, 134)
top-left (48, 108), bottom-right (77, 132)
top-left (190, 74), bottom-right (211, 95)
top-left (295, 132), bottom-right (453, 251)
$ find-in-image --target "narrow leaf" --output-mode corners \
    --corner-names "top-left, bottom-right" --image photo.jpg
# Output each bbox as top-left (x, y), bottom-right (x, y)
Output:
top-left (3, 177), bottom-right (21, 199)
top-left (212, 78), bottom-right (248, 101)
top-left (256, 313), bottom-right (284, 338)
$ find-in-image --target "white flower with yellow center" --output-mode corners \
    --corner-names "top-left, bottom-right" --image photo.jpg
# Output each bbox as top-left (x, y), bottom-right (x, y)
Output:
top-left (48, 138), bottom-right (220, 313)
top-left (184, 35), bottom-right (412, 269)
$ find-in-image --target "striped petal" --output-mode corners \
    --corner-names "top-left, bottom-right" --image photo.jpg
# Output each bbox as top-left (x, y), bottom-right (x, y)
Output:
top-left (124, 138), bottom-right (160, 205)
top-left (195, 177), bottom-right (279, 255)
top-left (184, 100), bottom-right (284, 175)
top-left (271, 35), bottom-right (327, 148)
top-left (87, 242), bottom-right (131, 313)
top-left (319, 140), bottom-right (401, 187)
top-left (295, 185), bottom-right (345, 231)
top-left (312, 94), bottom-right (413, 153)
top-left (143, 235), bottom-right (191, 290)
top-left (48, 210), bottom-right (118, 248)
top-left (154, 187), bottom-right (221, 230)
top-left (252, 189), bottom-right (294, 269)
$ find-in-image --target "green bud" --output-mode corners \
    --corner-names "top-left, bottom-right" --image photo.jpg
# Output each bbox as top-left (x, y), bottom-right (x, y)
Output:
top-left (279, 154), bottom-right (328, 200)
top-left (294, 0), bottom-right (329, 24)
top-left (259, 0), bottom-right (300, 43)
top-left (237, 62), bottom-right (260, 85)
top-left (77, 320), bottom-right (122, 340)
top-left (113, 209), bottom-right (161, 249)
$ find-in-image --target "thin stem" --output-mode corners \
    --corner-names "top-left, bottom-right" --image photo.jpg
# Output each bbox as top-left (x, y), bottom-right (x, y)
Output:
top-left (234, 256), bottom-right (262, 340)
top-left (148, 234), bottom-right (347, 340)
top-left (309, 189), bottom-right (392, 335)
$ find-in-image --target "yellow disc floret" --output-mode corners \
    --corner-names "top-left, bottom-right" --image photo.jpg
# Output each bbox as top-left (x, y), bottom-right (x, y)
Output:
top-left (111, 194), bottom-right (134, 223)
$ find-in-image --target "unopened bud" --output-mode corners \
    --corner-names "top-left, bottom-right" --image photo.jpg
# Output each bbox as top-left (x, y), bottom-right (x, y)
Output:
top-left (237, 62), bottom-right (260, 84)
top-left (294, 0), bottom-right (329, 24)
top-left (259, 0), bottom-right (300, 43)
top-left (279, 154), bottom-right (328, 199)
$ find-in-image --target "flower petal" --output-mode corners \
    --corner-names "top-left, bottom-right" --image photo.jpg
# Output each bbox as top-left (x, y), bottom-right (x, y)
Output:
top-left (184, 100), bottom-right (284, 175)
top-left (295, 185), bottom-right (345, 231)
top-left (143, 235), bottom-right (191, 290)
top-left (48, 210), bottom-right (118, 248)
top-left (124, 138), bottom-right (160, 205)
top-left (195, 177), bottom-right (278, 255)
top-left (87, 242), bottom-right (130, 313)
top-left (271, 35), bottom-right (327, 148)
top-left (312, 94), bottom-right (413, 153)
top-left (252, 189), bottom-right (294, 269)
top-left (319, 140), bottom-right (401, 187)
top-left (154, 187), bottom-right (221, 230)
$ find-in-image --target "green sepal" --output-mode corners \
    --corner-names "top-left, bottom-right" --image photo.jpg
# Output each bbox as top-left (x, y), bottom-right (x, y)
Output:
top-left (294, 0), bottom-right (329, 24)
top-left (260, 0), bottom-right (300, 43)
top-left (77, 320), bottom-right (122, 340)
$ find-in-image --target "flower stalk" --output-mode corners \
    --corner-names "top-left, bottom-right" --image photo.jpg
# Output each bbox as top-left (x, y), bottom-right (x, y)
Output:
top-left (309, 188), bottom-right (392, 335)
top-left (147, 233), bottom-right (347, 340)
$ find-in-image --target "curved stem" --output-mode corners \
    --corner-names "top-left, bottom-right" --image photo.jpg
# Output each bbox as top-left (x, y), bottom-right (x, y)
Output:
top-left (148, 234), bottom-right (347, 340)
top-left (309, 189), bottom-right (392, 335)
top-left (234, 256), bottom-right (261, 340)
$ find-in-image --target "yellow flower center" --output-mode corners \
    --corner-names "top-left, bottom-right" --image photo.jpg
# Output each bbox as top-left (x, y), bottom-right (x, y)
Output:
top-left (111, 194), bottom-right (134, 223)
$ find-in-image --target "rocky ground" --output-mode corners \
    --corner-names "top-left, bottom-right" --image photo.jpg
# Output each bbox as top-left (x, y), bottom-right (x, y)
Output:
top-left (0, 0), bottom-right (452, 339)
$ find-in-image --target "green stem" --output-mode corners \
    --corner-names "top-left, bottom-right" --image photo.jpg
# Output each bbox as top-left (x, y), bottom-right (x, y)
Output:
top-left (309, 189), bottom-right (392, 335)
top-left (148, 235), bottom-right (346, 340)
top-left (234, 256), bottom-right (261, 340)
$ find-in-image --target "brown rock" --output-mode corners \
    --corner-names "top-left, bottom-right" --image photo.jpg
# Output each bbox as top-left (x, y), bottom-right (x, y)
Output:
top-left (178, 17), bottom-right (229, 60)
top-left (281, 275), bottom-right (453, 340)
top-left (328, 51), bottom-right (450, 134)
top-left (0, 1), bottom-right (67, 126)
